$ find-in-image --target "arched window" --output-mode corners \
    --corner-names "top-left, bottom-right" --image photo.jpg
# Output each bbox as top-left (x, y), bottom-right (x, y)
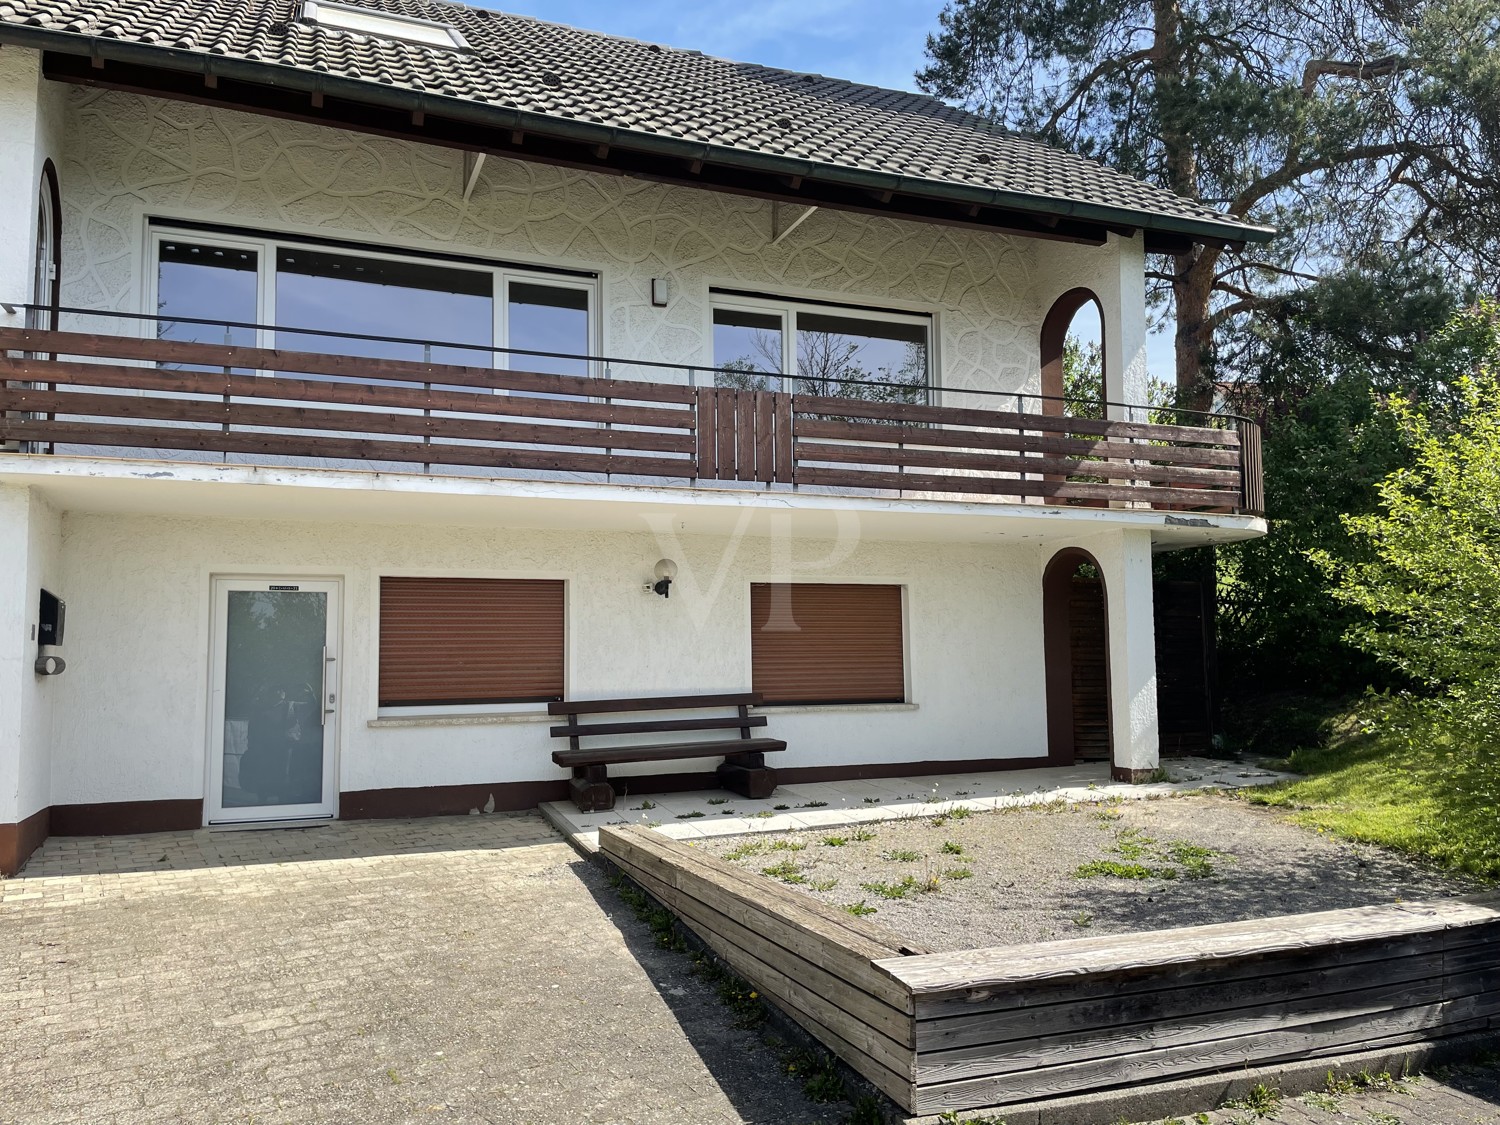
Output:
top-left (30, 160), bottom-right (61, 331)
top-left (1039, 288), bottom-right (1104, 417)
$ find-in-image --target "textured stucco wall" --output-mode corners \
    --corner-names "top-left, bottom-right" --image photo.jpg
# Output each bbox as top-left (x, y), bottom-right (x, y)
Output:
top-left (54, 85), bottom-right (1140, 396)
top-left (0, 486), bottom-right (62, 824)
top-left (0, 47), bottom-right (65, 330)
top-left (48, 512), bottom-right (1051, 807)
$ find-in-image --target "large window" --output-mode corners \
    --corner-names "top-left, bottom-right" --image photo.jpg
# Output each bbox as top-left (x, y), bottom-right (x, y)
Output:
top-left (378, 578), bottom-right (565, 708)
top-left (750, 583), bottom-right (906, 705)
top-left (713, 294), bottom-right (930, 404)
top-left (150, 226), bottom-right (596, 373)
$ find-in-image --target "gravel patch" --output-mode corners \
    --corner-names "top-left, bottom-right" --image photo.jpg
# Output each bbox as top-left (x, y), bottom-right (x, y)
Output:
top-left (694, 793), bottom-right (1484, 951)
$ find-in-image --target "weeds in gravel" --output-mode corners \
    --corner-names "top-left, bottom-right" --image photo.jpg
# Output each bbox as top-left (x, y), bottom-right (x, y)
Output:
top-left (1073, 827), bottom-right (1228, 881)
top-left (1112, 827), bottom-right (1156, 859)
top-left (1325, 1068), bottom-right (1402, 1095)
top-left (810, 878), bottom-right (838, 892)
top-left (762, 860), bottom-right (807, 884)
top-left (937, 1111), bottom-right (1007, 1124)
top-left (843, 901), bottom-right (877, 916)
top-left (846, 1093), bottom-right (887, 1124)
top-left (778, 1045), bottom-right (846, 1103)
top-left (948, 806), bottom-right (975, 820)
top-left (851, 828), bottom-right (878, 842)
top-left (768, 839), bottom-right (807, 852)
top-left (940, 841), bottom-right (967, 856)
top-left (1300, 1090), bottom-right (1340, 1110)
top-left (1221, 1081), bottom-right (1281, 1117)
top-left (1072, 911), bottom-right (1093, 927)
top-left (724, 841), bottom-right (766, 861)
top-left (943, 867), bottom-right (974, 880)
top-left (882, 849), bottom-right (922, 862)
top-left (1074, 859), bottom-right (1176, 880)
top-left (1166, 841), bottom-right (1223, 878)
top-left (821, 835), bottom-right (850, 847)
top-left (861, 876), bottom-right (921, 900)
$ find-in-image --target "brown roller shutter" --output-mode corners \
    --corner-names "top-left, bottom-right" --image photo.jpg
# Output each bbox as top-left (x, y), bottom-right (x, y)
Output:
top-left (379, 577), bottom-right (564, 706)
top-left (751, 583), bottom-right (905, 705)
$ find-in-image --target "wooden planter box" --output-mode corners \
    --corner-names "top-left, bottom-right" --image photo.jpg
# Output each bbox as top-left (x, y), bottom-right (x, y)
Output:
top-left (599, 824), bottom-right (1500, 1116)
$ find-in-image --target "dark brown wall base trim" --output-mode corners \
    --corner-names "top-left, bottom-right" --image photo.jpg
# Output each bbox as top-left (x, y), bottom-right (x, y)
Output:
top-left (341, 780), bottom-right (569, 820)
top-left (49, 798), bottom-right (203, 837)
top-left (0, 806), bottom-right (52, 876)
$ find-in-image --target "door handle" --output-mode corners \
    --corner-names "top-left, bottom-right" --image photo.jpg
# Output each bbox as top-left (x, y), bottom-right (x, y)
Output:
top-left (321, 645), bottom-right (336, 727)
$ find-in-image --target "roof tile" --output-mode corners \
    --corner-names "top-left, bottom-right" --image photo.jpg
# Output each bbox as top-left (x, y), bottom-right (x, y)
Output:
top-left (0, 0), bottom-right (1270, 239)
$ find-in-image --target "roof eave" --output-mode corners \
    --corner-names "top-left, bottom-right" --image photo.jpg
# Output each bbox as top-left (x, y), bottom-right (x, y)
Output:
top-left (0, 24), bottom-right (1276, 246)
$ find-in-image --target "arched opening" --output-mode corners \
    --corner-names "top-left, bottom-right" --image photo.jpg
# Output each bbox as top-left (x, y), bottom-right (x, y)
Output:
top-left (1043, 547), bottom-right (1112, 765)
top-left (1039, 287), bottom-right (1104, 417)
top-left (31, 159), bottom-right (61, 331)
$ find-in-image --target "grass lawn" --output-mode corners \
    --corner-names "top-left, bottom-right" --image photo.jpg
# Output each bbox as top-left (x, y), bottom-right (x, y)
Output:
top-left (1239, 696), bottom-right (1500, 880)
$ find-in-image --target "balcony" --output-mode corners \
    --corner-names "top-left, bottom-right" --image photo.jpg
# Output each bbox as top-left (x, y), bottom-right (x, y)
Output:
top-left (0, 310), bottom-right (1263, 515)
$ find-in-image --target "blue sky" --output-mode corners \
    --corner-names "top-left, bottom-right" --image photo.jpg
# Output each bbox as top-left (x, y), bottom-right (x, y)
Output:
top-left (486, 0), bottom-right (940, 92)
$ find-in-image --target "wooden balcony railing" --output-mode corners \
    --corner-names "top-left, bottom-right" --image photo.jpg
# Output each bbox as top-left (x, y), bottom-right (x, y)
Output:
top-left (0, 326), bottom-right (1263, 515)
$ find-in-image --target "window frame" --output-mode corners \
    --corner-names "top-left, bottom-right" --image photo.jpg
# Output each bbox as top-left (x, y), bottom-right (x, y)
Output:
top-left (302, 0), bottom-right (470, 50)
top-left (710, 291), bottom-right (935, 401)
top-left (145, 223), bottom-right (600, 377)
top-left (748, 580), bottom-right (910, 707)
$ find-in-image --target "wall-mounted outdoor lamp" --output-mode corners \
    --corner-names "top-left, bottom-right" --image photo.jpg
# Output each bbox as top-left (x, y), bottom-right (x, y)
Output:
top-left (650, 278), bottom-right (669, 308)
top-left (652, 558), bottom-right (678, 598)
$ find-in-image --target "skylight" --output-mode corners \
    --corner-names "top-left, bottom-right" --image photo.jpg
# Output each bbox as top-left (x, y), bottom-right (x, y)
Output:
top-left (302, 1), bottom-right (469, 50)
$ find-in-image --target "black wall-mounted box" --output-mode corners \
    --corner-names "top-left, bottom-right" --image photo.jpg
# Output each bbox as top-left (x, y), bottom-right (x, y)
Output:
top-left (38, 589), bottom-right (64, 646)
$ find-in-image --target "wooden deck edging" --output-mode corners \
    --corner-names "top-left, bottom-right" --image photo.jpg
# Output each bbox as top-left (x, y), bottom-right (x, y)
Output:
top-left (598, 825), bottom-right (1500, 1116)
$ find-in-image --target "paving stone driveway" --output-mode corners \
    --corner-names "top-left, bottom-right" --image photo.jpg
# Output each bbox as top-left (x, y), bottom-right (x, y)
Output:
top-left (5, 814), bottom-right (1500, 1125)
top-left (1, 814), bottom-right (840, 1125)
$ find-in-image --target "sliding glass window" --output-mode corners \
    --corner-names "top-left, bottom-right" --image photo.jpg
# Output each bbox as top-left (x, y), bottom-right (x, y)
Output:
top-left (147, 225), bottom-right (597, 381)
top-left (711, 294), bottom-right (929, 403)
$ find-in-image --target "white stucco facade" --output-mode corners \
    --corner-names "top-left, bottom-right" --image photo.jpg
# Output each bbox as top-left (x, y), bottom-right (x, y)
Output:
top-left (38, 506), bottom-right (1050, 807)
top-left (0, 44), bottom-right (1264, 861)
top-left (49, 84), bottom-right (1152, 402)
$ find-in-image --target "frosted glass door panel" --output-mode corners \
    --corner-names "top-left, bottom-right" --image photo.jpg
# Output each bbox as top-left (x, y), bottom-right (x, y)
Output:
top-left (221, 589), bottom-right (328, 812)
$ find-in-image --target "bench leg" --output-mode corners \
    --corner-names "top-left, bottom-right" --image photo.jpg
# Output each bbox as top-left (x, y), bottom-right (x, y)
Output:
top-left (718, 753), bottom-right (777, 800)
top-left (569, 765), bottom-right (615, 813)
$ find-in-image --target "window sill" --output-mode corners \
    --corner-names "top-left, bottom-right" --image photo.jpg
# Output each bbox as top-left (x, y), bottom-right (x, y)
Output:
top-left (751, 702), bottom-right (919, 715)
top-left (368, 710), bottom-right (553, 729)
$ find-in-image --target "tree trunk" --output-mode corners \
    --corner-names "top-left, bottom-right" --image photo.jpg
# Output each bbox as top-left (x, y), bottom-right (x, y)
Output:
top-left (1173, 246), bottom-right (1219, 414)
top-left (1151, 0), bottom-right (1218, 413)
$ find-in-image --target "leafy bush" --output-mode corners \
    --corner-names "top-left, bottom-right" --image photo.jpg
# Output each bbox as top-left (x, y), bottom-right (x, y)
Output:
top-left (1318, 303), bottom-right (1500, 740)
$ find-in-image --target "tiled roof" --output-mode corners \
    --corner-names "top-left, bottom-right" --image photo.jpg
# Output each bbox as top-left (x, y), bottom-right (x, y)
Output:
top-left (0, 0), bottom-right (1274, 243)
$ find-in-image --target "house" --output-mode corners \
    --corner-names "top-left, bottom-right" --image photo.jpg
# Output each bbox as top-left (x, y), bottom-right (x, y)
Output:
top-left (0, 0), bottom-right (1272, 875)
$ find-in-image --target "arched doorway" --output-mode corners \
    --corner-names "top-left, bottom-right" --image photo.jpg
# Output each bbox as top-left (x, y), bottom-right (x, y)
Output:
top-left (1043, 548), bottom-right (1112, 765)
top-left (1039, 287), bottom-right (1104, 416)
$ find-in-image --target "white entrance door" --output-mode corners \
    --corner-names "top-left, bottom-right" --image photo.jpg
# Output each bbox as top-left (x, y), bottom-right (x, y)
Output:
top-left (207, 579), bottom-right (340, 824)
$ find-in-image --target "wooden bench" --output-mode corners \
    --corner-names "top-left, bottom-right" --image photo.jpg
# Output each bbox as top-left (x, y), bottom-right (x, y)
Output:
top-left (548, 692), bottom-right (786, 812)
